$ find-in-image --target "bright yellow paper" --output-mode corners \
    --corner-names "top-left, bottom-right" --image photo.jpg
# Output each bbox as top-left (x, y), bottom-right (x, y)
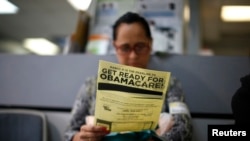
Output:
top-left (94, 60), bottom-right (171, 132)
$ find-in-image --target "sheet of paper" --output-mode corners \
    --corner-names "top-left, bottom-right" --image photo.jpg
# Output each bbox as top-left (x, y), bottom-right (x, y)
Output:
top-left (94, 60), bottom-right (171, 132)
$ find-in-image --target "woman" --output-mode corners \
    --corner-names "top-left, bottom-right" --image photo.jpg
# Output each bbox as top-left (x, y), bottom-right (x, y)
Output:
top-left (65, 12), bottom-right (192, 141)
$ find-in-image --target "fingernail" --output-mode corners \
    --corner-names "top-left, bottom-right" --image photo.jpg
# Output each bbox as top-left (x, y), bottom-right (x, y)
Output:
top-left (105, 130), bottom-right (110, 134)
top-left (101, 127), bottom-right (107, 131)
top-left (101, 127), bottom-right (110, 133)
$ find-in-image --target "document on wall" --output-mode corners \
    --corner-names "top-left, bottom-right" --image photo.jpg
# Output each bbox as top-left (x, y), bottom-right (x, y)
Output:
top-left (94, 60), bottom-right (171, 132)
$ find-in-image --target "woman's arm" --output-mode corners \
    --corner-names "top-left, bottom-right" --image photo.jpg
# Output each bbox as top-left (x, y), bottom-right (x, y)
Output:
top-left (159, 76), bottom-right (193, 141)
top-left (64, 77), bottom-right (97, 141)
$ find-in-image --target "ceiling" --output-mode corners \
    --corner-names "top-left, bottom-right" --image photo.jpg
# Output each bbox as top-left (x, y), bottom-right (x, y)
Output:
top-left (0, 0), bottom-right (250, 55)
top-left (201, 0), bottom-right (250, 42)
top-left (0, 0), bottom-right (78, 40)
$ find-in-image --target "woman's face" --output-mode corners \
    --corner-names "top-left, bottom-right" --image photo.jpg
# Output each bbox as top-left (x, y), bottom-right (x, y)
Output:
top-left (113, 23), bottom-right (152, 69)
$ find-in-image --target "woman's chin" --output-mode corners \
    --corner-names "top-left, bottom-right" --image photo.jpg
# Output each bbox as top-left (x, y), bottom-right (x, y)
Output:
top-left (129, 63), bottom-right (142, 68)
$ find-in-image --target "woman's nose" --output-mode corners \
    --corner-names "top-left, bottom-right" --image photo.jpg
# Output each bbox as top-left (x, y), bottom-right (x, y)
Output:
top-left (128, 49), bottom-right (139, 58)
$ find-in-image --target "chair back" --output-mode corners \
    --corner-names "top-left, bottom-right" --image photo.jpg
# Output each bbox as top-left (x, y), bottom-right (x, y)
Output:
top-left (0, 109), bottom-right (47, 141)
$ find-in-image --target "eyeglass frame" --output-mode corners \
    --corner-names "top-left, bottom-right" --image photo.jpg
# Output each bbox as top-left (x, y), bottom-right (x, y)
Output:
top-left (114, 42), bottom-right (151, 55)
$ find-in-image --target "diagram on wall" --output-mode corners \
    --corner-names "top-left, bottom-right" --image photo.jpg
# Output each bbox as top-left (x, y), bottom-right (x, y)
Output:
top-left (88, 0), bottom-right (185, 55)
top-left (135, 0), bottom-right (184, 54)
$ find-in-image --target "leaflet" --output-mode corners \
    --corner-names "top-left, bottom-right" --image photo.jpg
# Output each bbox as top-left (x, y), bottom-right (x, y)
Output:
top-left (94, 60), bottom-right (171, 132)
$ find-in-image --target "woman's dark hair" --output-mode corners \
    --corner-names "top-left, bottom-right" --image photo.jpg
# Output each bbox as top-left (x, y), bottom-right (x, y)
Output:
top-left (112, 12), bottom-right (152, 40)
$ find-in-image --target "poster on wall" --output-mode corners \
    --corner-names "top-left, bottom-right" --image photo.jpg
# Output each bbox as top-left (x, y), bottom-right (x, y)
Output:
top-left (86, 34), bottom-right (110, 55)
top-left (95, 0), bottom-right (136, 26)
top-left (96, 1), bottom-right (119, 26)
top-left (91, 0), bottom-right (185, 55)
top-left (135, 0), bottom-right (184, 54)
top-left (89, 0), bottom-right (137, 55)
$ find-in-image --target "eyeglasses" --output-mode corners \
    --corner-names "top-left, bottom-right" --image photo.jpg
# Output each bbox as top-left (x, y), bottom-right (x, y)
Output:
top-left (115, 43), bottom-right (150, 55)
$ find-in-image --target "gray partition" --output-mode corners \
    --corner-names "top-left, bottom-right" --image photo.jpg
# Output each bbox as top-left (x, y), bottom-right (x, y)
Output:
top-left (148, 55), bottom-right (250, 114)
top-left (0, 54), bottom-right (249, 114)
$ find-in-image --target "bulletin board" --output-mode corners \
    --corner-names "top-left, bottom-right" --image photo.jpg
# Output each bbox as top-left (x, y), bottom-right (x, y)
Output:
top-left (86, 0), bottom-right (185, 55)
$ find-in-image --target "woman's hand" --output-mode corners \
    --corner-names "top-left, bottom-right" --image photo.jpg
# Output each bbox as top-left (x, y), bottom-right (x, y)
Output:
top-left (156, 113), bottom-right (174, 136)
top-left (72, 125), bottom-right (110, 141)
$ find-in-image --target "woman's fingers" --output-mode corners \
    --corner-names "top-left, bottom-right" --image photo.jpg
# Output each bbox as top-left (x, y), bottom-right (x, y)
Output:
top-left (79, 125), bottom-right (110, 140)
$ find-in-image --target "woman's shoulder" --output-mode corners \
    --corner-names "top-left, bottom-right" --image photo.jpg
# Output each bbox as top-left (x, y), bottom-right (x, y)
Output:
top-left (169, 75), bottom-right (182, 87)
top-left (79, 76), bottom-right (97, 88)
